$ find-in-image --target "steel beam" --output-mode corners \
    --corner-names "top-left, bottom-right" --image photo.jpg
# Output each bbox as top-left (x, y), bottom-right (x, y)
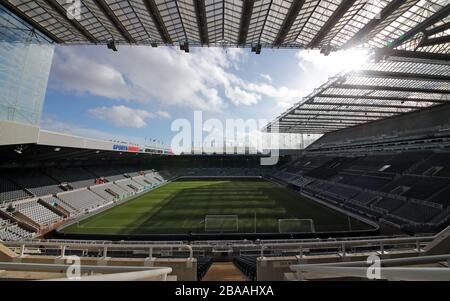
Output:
top-left (419, 35), bottom-right (450, 48)
top-left (273, 0), bottom-right (304, 46)
top-left (143, 0), bottom-right (172, 44)
top-left (194, 0), bottom-right (208, 44)
top-left (343, 0), bottom-right (407, 48)
top-left (316, 93), bottom-right (448, 104)
top-left (95, 0), bottom-right (135, 43)
top-left (388, 5), bottom-right (450, 49)
top-left (238, 0), bottom-right (255, 45)
top-left (44, 0), bottom-right (98, 43)
top-left (351, 70), bottom-right (450, 82)
top-left (308, 0), bottom-right (357, 48)
top-left (331, 84), bottom-right (450, 95)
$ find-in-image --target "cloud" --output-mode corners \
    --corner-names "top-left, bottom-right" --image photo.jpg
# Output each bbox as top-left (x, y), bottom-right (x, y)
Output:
top-left (259, 74), bottom-right (272, 82)
top-left (49, 46), bottom-right (300, 112)
top-left (89, 105), bottom-right (153, 128)
top-left (41, 116), bottom-right (146, 144)
top-left (155, 110), bottom-right (171, 119)
top-left (225, 86), bottom-right (261, 106)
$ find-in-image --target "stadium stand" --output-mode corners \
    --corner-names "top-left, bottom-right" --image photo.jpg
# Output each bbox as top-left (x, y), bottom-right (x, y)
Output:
top-left (233, 256), bottom-right (257, 281)
top-left (0, 215), bottom-right (35, 241)
top-left (90, 183), bottom-right (130, 202)
top-left (14, 200), bottom-right (62, 226)
top-left (196, 256), bottom-right (213, 280)
top-left (41, 196), bottom-right (78, 216)
top-left (45, 167), bottom-right (97, 189)
top-left (57, 189), bottom-right (112, 213)
top-left (0, 175), bottom-right (31, 203)
top-left (115, 178), bottom-right (143, 193)
top-left (8, 170), bottom-right (64, 196)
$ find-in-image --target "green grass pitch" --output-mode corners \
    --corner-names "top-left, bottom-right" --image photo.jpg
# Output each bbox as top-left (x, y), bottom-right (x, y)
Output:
top-left (62, 178), bottom-right (372, 235)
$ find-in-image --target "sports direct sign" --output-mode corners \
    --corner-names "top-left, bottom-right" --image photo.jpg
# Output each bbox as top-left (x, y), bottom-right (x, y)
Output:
top-left (113, 145), bottom-right (141, 152)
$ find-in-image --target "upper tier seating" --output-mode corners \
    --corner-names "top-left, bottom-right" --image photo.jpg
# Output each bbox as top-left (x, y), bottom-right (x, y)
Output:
top-left (45, 167), bottom-right (97, 189)
top-left (335, 174), bottom-right (391, 190)
top-left (57, 189), bottom-right (111, 213)
top-left (381, 176), bottom-right (449, 200)
top-left (8, 170), bottom-right (63, 196)
top-left (0, 175), bottom-right (30, 203)
top-left (411, 153), bottom-right (450, 177)
top-left (392, 203), bottom-right (440, 224)
top-left (87, 166), bottom-right (127, 182)
top-left (428, 187), bottom-right (450, 207)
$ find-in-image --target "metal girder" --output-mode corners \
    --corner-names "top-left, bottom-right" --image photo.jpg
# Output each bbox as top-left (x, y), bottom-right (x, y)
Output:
top-left (331, 84), bottom-right (450, 95)
top-left (95, 0), bottom-right (135, 43)
top-left (143, 0), bottom-right (172, 44)
top-left (295, 108), bottom-right (409, 114)
top-left (425, 22), bottom-right (450, 37)
top-left (308, 0), bottom-right (357, 48)
top-left (238, 0), bottom-right (255, 45)
top-left (343, 0), bottom-right (407, 48)
top-left (374, 49), bottom-right (450, 62)
top-left (316, 93), bottom-right (447, 103)
top-left (279, 120), bottom-right (363, 126)
top-left (0, 0), bottom-right (62, 43)
top-left (305, 101), bottom-right (424, 109)
top-left (44, 0), bottom-right (97, 43)
top-left (419, 35), bottom-right (450, 48)
top-left (194, 0), bottom-right (208, 44)
top-left (285, 112), bottom-right (391, 118)
top-left (257, 0), bottom-right (274, 43)
top-left (273, 0), bottom-right (305, 46)
top-left (388, 5), bottom-right (450, 49)
top-left (281, 117), bottom-right (378, 123)
top-left (351, 70), bottom-right (450, 82)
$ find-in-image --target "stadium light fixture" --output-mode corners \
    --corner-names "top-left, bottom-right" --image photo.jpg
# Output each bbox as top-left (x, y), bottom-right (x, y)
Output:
top-left (251, 44), bottom-right (261, 55)
top-left (14, 146), bottom-right (23, 154)
top-left (180, 42), bottom-right (189, 53)
top-left (107, 40), bottom-right (118, 52)
top-left (54, 147), bottom-right (61, 152)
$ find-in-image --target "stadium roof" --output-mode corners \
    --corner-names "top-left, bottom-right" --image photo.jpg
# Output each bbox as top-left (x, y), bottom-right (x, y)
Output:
top-left (1, 0), bottom-right (448, 54)
top-left (264, 49), bottom-right (450, 134)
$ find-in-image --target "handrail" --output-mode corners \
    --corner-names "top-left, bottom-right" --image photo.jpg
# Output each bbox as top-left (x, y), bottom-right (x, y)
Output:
top-left (260, 225), bottom-right (450, 257)
top-left (290, 266), bottom-right (450, 281)
top-left (0, 262), bottom-right (172, 281)
top-left (43, 268), bottom-right (173, 281)
top-left (290, 254), bottom-right (450, 281)
top-left (3, 241), bottom-right (194, 259)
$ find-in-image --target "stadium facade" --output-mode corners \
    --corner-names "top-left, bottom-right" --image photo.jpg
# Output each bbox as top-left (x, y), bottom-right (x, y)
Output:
top-left (0, 4), bottom-right (54, 126)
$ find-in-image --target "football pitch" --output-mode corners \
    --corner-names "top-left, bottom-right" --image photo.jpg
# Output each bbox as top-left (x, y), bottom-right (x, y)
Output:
top-left (62, 178), bottom-right (372, 235)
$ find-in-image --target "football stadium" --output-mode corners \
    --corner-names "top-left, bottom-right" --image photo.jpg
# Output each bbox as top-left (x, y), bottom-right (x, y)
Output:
top-left (0, 0), bottom-right (449, 285)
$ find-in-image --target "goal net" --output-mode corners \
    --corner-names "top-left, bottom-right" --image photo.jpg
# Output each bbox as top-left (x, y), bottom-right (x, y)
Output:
top-left (278, 219), bottom-right (315, 233)
top-left (204, 215), bottom-right (239, 232)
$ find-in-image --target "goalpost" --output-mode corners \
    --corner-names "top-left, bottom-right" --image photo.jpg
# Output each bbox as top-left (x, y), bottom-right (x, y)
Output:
top-left (278, 219), bottom-right (315, 233)
top-left (204, 215), bottom-right (239, 233)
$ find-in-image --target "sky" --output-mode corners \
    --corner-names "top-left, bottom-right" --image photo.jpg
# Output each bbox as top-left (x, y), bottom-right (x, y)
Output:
top-left (41, 45), bottom-right (369, 148)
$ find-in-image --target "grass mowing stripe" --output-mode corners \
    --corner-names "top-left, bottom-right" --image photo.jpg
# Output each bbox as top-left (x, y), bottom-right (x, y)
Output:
top-left (62, 178), bottom-right (371, 235)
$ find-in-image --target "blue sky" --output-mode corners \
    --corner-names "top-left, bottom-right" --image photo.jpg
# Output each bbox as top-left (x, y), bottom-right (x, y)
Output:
top-left (41, 45), bottom-right (368, 147)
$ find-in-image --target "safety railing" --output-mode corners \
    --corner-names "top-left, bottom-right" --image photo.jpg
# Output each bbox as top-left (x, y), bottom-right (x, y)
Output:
top-left (290, 254), bottom-right (450, 281)
top-left (3, 241), bottom-right (194, 259)
top-left (0, 262), bottom-right (172, 281)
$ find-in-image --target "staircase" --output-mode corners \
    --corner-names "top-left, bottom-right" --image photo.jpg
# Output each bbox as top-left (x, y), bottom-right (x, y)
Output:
top-left (202, 262), bottom-right (248, 281)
